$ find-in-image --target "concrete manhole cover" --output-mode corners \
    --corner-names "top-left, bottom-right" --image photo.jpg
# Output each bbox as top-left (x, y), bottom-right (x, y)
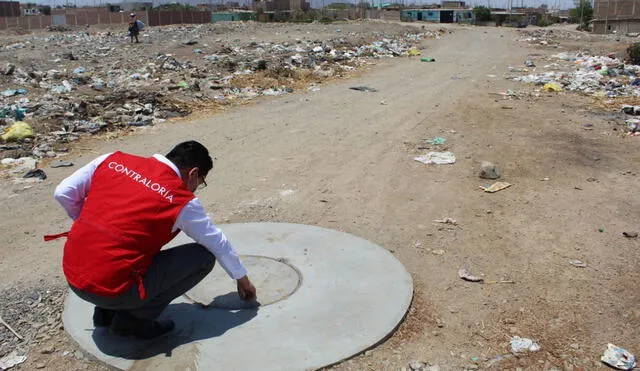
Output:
top-left (184, 255), bottom-right (301, 309)
top-left (63, 223), bottom-right (413, 371)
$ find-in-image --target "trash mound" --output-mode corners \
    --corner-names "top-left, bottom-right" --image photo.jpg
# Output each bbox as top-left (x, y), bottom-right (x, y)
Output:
top-left (510, 52), bottom-right (640, 97)
top-left (0, 22), bottom-right (443, 171)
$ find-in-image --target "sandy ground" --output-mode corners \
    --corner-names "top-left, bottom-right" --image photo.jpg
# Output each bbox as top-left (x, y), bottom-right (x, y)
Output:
top-left (1, 23), bottom-right (639, 370)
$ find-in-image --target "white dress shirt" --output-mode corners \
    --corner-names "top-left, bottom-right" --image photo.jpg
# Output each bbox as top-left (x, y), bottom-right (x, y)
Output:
top-left (53, 153), bottom-right (248, 280)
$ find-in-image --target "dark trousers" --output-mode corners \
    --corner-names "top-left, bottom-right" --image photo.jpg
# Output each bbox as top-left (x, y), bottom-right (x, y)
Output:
top-left (70, 243), bottom-right (215, 319)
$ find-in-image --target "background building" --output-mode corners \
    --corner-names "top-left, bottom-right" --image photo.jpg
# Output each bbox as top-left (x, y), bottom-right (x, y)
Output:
top-left (0, 1), bottom-right (20, 17)
top-left (592, 0), bottom-right (640, 34)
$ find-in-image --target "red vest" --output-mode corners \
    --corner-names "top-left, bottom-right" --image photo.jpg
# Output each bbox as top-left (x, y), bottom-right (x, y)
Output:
top-left (62, 152), bottom-right (193, 299)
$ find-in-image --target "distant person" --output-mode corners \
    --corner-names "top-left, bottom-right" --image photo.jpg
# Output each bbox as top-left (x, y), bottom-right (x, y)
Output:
top-left (48, 141), bottom-right (257, 339)
top-left (128, 13), bottom-right (143, 43)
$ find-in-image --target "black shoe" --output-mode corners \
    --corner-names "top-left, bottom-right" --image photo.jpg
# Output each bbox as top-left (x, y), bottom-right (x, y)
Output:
top-left (109, 311), bottom-right (175, 340)
top-left (93, 307), bottom-right (117, 327)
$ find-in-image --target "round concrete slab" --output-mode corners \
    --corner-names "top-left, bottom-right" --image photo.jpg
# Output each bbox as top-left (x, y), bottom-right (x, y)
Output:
top-left (63, 223), bottom-right (413, 371)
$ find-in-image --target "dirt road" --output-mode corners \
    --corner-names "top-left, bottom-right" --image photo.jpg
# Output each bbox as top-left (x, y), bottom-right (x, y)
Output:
top-left (1, 23), bottom-right (639, 370)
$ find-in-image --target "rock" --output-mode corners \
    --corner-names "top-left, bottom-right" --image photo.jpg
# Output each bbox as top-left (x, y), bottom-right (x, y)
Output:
top-left (409, 360), bottom-right (425, 370)
top-left (40, 346), bottom-right (55, 355)
top-left (62, 52), bottom-right (76, 60)
top-left (479, 161), bottom-right (500, 179)
top-left (182, 40), bottom-right (198, 45)
top-left (426, 365), bottom-right (440, 371)
top-left (35, 362), bottom-right (46, 368)
top-left (103, 111), bottom-right (118, 120)
top-left (623, 231), bottom-right (638, 238)
top-left (251, 59), bottom-right (267, 71)
top-left (50, 160), bottom-right (73, 168)
top-left (4, 63), bottom-right (15, 75)
top-left (74, 350), bottom-right (84, 360)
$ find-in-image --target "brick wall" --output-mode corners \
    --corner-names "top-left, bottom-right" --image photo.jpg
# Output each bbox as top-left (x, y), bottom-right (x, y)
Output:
top-left (0, 10), bottom-right (209, 30)
top-left (594, 0), bottom-right (640, 20)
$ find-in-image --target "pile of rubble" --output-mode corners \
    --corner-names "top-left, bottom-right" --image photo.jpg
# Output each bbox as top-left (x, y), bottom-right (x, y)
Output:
top-left (0, 22), bottom-right (442, 178)
top-left (510, 52), bottom-right (640, 97)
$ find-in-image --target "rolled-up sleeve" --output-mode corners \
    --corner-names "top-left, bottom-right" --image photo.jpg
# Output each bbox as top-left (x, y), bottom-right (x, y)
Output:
top-left (174, 199), bottom-right (248, 280)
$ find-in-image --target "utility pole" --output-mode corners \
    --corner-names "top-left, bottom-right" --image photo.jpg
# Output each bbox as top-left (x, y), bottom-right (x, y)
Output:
top-left (579, 0), bottom-right (584, 29)
top-left (605, 0), bottom-right (610, 33)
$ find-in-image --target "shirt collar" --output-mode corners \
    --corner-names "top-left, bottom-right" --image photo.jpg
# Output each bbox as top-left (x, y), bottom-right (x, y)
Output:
top-left (152, 154), bottom-right (181, 178)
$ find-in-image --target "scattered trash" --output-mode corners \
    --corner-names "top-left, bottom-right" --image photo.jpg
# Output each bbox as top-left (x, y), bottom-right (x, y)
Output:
top-left (350, 86), bottom-right (378, 92)
top-left (434, 217), bottom-right (457, 225)
top-left (1, 122), bottom-right (34, 142)
top-left (510, 336), bottom-right (541, 353)
top-left (621, 105), bottom-right (640, 115)
top-left (380, 100), bottom-right (387, 105)
top-left (420, 57), bottom-right (436, 62)
top-left (50, 160), bottom-right (73, 168)
top-left (426, 137), bottom-right (446, 145)
top-left (408, 360), bottom-right (425, 370)
top-left (2, 89), bottom-right (27, 97)
top-left (414, 152), bottom-right (456, 165)
top-left (479, 161), bottom-right (500, 180)
top-left (569, 259), bottom-right (588, 268)
top-left (524, 60), bottom-right (536, 67)
top-left (24, 169), bottom-right (46, 180)
top-left (479, 182), bottom-right (512, 193)
top-left (623, 231), bottom-right (638, 238)
top-left (0, 26), bottom-right (445, 174)
top-left (626, 119), bottom-right (640, 133)
top-left (542, 82), bottom-right (563, 92)
top-left (458, 266), bottom-right (483, 283)
top-left (408, 47), bottom-right (421, 56)
top-left (601, 343), bottom-right (636, 370)
top-left (431, 249), bottom-right (445, 255)
top-left (0, 351), bottom-right (27, 370)
top-left (4, 63), bottom-right (15, 76)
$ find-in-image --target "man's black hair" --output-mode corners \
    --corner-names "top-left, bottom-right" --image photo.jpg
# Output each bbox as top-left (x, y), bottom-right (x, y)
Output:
top-left (166, 141), bottom-right (213, 178)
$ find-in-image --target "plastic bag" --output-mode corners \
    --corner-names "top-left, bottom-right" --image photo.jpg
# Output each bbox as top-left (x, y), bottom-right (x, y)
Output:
top-left (1, 121), bottom-right (34, 142)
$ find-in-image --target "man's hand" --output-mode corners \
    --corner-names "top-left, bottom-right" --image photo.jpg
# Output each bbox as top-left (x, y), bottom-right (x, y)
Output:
top-left (236, 276), bottom-right (257, 302)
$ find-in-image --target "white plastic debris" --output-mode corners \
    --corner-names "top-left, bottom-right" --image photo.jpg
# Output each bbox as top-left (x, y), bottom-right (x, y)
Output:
top-left (601, 343), bottom-right (636, 370)
top-left (458, 266), bottom-right (483, 283)
top-left (414, 152), bottom-right (456, 165)
top-left (434, 217), bottom-right (457, 225)
top-left (569, 259), bottom-right (588, 268)
top-left (0, 351), bottom-right (27, 370)
top-left (510, 336), bottom-right (541, 353)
